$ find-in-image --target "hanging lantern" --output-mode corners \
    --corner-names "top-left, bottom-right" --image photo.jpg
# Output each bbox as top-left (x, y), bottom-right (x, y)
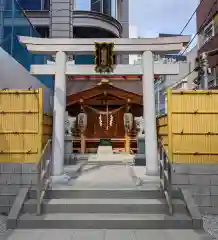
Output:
top-left (124, 113), bottom-right (133, 133)
top-left (78, 112), bottom-right (87, 133)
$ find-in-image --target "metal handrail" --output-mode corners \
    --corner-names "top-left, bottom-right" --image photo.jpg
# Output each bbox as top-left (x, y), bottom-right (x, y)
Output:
top-left (158, 139), bottom-right (173, 214)
top-left (36, 139), bottom-right (52, 215)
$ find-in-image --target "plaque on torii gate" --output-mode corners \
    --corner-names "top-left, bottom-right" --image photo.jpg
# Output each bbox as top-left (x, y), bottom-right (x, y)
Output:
top-left (95, 42), bottom-right (115, 73)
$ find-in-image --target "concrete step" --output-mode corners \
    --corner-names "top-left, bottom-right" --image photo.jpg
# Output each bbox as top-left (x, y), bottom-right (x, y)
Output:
top-left (16, 213), bottom-right (195, 229)
top-left (29, 189), bottom-right (176, 200)
top-left (23, 198), bottom-right (187, 214)
top-left (85, 161), bottom-right (131, 165)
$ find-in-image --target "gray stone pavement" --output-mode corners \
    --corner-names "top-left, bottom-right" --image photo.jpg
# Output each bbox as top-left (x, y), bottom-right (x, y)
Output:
top-left (52, 164), bottom-right (160, 189)
top-left (0, 229), bottom-right (212, 240)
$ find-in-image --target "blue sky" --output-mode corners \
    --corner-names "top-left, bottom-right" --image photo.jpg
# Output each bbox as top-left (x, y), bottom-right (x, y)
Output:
top-left (129, 0), bottom-right (199, 37)
top-left (75, 0), bottom-right (199, 38)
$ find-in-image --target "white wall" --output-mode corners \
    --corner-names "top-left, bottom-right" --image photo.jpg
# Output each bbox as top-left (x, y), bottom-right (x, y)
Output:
top-left (164, 62), bottom-right (190, 89)
top-left (0, 47), bottom-right (53, 113)
top-left (129, 25), bottom-right (139, 64)
top-left (186, 45), bottom-right (198, 88)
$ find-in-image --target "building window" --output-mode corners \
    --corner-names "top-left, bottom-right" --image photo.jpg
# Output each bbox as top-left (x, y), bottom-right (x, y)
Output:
top-left (43, 0), bottom-right (50, 10)
top-left (91, 0), bottom-right (101, 12)
top-left (19, 0), bottom-right (50, 10)
top-left (203, 22), bottom-right (214, 44)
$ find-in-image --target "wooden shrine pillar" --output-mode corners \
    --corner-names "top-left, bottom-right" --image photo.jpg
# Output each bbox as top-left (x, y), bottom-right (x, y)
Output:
top-left (125, 133), bottom-right (130, 153)
top-left (78, 104), bottom-right (87, 154)
top-left (80, 134), bottom-right (86, 154)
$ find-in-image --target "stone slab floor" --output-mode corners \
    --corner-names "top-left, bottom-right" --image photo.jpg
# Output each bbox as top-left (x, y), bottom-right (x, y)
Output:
top-left (52, 164), bottom-right (160, 189)
top-left (0, 229), bottom-right (212, 240)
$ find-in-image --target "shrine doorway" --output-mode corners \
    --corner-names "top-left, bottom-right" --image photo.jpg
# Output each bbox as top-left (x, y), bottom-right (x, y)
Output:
top-left (66, 80), bottom-right (143, 153)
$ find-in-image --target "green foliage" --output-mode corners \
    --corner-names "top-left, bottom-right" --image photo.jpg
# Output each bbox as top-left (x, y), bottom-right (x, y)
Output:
top-left (99, 139), bottom-right (112, 146)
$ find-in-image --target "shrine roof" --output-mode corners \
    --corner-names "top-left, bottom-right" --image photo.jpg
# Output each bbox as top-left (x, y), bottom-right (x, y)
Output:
top-left (67, 79), bottom-right (143, 106)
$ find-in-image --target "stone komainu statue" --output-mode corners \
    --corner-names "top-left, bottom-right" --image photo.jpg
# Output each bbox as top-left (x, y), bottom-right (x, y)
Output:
top-left (65, 114), bottom-right (76, 136)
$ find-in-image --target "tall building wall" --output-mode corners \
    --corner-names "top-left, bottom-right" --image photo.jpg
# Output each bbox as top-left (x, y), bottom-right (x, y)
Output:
top-left (50, 0), bottom-right (73, 38)
top-left (196, 0), bottom-right (218, 88)
top-left (117, 0), bottom-right (129, 63)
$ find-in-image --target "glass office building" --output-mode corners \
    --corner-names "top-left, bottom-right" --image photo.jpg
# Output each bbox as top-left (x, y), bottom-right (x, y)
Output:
top-left (0, 0), bottom-right (53, 88)
top-left (18, 0), bottom-right (50, 10)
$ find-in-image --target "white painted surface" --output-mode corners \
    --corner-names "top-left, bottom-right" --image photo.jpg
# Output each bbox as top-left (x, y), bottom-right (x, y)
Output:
top-left (142, 51), bottom-right (158, 176)
top-left (0, 47), bottom-right (53, 113)
top-left (19, 36), bottom-right (190, 46)
top-left (129, 25), bottom-right (139, 64)
top-left (30, 63), bottom-right (180, 76)
top-left (19, 36), bottom-right (191, 54)
top-left (52, 51), bottom-right (67, 176)
top-left (22, 43), bottom-right (186, 55)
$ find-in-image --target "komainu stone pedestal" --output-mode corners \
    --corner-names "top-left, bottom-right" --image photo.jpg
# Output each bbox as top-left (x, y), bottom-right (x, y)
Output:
top-left (64, 135), bottom-right (74, 165)
top-left (88, 146), bottom-right (133, 163)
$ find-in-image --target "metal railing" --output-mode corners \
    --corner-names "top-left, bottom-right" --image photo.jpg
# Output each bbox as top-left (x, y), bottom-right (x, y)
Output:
top-left (158, 139), bottom-right (173, 214)
top-left (36, 139), bottom-right (52, 215)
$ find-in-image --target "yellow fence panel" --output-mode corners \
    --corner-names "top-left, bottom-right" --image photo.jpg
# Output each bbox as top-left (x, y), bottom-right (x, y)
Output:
top-left (156, 114), bottom-right (168, 148)
top-left (0, 89), bottom-right (43, 163)
top-left (42, 114), bottom-right (53, 148)
top-left (163, 89), bottom-right (218, 164)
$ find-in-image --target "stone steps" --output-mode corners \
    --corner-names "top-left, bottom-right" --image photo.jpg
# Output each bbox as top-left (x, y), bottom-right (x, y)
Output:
top-left (28, 189), bottom-right (167, 200)
top-left (17, 213), bottom-right (193, 229)
top-left (12, 188), bottom-right (203, 230)
top-left (23, 198), bottom-right (187, 214)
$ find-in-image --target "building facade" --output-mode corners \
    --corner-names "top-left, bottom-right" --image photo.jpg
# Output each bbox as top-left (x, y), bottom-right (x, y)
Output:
top-left (154, 58), bottom-right (189, 115)
top-left (18, 0), bottom-right (129, 64)
top-left (196, 0), bottom-right (218, 88)
top-left (0, 0), bottom-right (53, 88)
top-left (0, 0), bottom-right (53, 111)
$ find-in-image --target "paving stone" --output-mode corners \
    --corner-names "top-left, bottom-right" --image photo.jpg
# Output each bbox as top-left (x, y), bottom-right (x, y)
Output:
top-left (21, 174), bottom-right (38, 185)
top-left (171, 174), bottom-right (189, 185)
top-left (210, 176), bottom-right (218, 185)
top-left (189, 165), bottom-right (218, 175)
top-left (0, 186), bottom-right (21, 195)
top-left (105, 230), bottom-right (136, 240)
top-left (0, 174), bottom-right (21, 185)
top-left (193, 196), bottom-right (211, 207)
top-left (1, 164), bottom-right (22, 174)
top-left (22, 164), bottom-right (38, 174)
top-left (40, 229), bottom-right (73, 240)
top-left (72, 229), bottom-right (105, 240)
top-left (189, 175), bottom-right (210, 186)
top-left (210, 186), bottom-right (218, 195)
top-left (5, 230), bottom-right (43, 240)
top-left (179, 185), bottom-right (210, 196)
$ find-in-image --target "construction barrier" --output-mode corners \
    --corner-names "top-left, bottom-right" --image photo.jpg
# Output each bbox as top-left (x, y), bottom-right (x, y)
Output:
top-left (0, 89), bottom-right (52, 163)
top-left (157, 89), bottom-right (218, 164)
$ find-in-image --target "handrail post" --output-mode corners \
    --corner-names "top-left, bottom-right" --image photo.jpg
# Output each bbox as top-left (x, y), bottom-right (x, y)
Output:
top-left (36, 139), bottom-right (52, 215)
top-left (158, 139), bottom-right (173, 215)
top-left (36, 161), bottom-right (41, 215)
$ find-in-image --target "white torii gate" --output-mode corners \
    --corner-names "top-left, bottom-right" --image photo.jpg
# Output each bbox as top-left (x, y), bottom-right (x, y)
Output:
top-left (19, 36), bottom-right (190, 178)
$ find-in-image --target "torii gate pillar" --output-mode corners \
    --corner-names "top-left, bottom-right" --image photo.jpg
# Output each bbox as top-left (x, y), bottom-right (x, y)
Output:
top-left (142, 51), bottom-right (158, 176)
top-left (52, 51), bottom-right (67, 176)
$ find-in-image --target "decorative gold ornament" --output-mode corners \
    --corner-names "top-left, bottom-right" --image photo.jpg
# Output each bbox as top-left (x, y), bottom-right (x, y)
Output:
top-left (95, 42), bottom-right (114, 73)
top-left (78, 112), bottom-right (87, 133)
top-left (124, 113), bottom-right (133, 133)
